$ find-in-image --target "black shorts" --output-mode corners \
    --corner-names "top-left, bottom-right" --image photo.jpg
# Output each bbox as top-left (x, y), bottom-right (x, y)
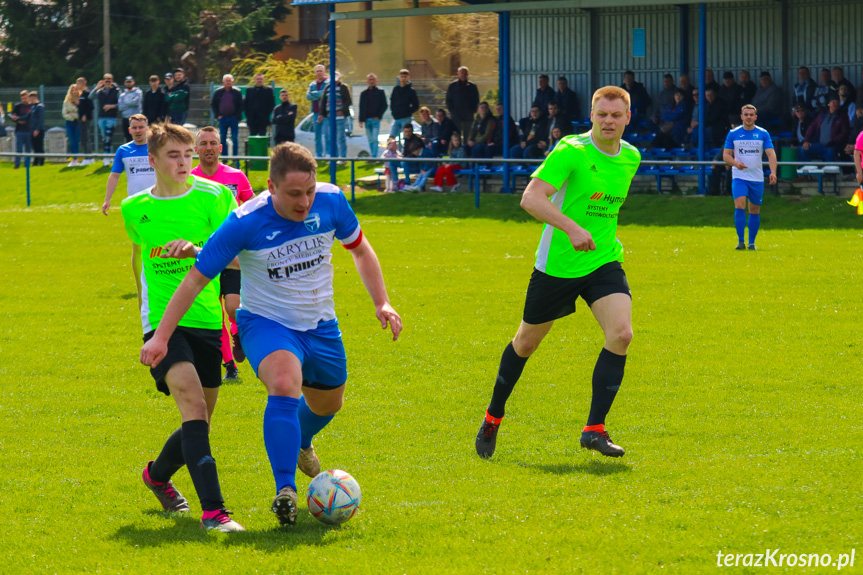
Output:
top-left (142, 326), bottom-right (222, 396)
top-left (522, 261), bottom-right (631, 325)
top-left (220, 268), bottom-right (241, 297)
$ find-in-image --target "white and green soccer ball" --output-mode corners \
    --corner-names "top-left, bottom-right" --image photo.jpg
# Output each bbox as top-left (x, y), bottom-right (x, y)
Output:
top-left (307, 469), bottom-right (361, 525)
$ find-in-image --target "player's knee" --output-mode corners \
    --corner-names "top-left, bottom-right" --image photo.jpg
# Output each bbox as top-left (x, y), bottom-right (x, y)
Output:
top-left (265, 375), bottom-right (302, 397)
top-left (512, 336), bottom-right (540, 357)
top-left (608, 326), bottom-right (633, 350)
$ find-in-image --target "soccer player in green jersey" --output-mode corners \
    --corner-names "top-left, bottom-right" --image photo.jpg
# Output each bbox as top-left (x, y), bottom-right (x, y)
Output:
top-left (120, 123), bottom-right (244, 532)
top-left (475, 86), bottom-right (640, 459)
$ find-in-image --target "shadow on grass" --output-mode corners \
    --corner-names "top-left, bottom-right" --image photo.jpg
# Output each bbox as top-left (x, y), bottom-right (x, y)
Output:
top-left (350, 191), bottom-right (863, 230)
top-left (112, 510), bottom-right (343, 550)
top-left (120, 293), bottom-right (137, 300)
top-left (516, 459), bottom-right (631, 476)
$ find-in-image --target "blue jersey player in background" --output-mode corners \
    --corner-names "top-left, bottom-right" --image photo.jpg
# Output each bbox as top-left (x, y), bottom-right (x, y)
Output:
top-left (141, 142), bottom-right (403, 527)
top-left (723, 104), bottom-right (778, 251)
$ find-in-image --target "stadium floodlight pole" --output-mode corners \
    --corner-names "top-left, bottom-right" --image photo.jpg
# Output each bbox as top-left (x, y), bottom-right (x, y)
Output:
top-left (103, 0), bottom-right (111, 73)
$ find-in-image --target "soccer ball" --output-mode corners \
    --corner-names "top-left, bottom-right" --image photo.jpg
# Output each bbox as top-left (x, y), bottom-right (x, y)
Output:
top-left (307, 469), bottom-right (361, 525)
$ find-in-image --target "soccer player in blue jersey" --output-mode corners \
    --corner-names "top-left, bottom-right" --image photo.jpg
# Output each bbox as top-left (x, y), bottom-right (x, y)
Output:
top-left (141, 142), bottom-right (402, 527)
top-left (723, 105), bottom-right (777, 251)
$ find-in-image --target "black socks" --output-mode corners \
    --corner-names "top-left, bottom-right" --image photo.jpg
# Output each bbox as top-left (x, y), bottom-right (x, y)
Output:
top-left (487, 342), bottom-right (529, 419)
top-left (149, 427), bottom-right (184, 483)
top-left (586, 348), bottom-right (627, 426)
top-left (181, 419), bottom-right (224, 512)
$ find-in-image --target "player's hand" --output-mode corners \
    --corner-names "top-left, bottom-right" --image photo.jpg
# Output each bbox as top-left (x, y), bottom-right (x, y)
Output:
top-left (376, 302), bottom-right (402, 341)
top-left (141, 337), bottom-right (167, 368)
top-left (101, 200), bottom-right (110, 215)
top-left (769, 173), bottom-right (777, 185)
top-left (567, 227), bottom-right (596, 252)
top-left (736, 161), bottom-right (746, 170)
top-left (161, 239), bottom-right (197, 259)
top-left (856, 172), bottom-right (863, 185)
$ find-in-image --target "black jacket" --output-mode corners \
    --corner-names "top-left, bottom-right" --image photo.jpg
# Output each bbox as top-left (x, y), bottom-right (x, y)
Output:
top-left (491, 115), bottom-right (518, 146)
top-left (622, 82), bottom-right (651, 115)
top-left (78, 89), bottom-right (94, 121)
top-left (431, 116), bottom-right (458, 148)
top-left (211, 87), bottom-right (244, 122)
top-left (518, 116), bottom-right (548, 145)
top-left (445, 79), bottom-right (479, 123)
top-left (390, 83), bottom-right (419, 120)
top-left (245, 85), bottom-right (275, 127)
top-left (359, 87), bottom-right (387, 122)
top-left (272, 102), bottom-right (297, 142)
top-left (532, 86), bottom-right (556, 115)
top-left (555, 88), bottom-right (580, 121)
top-left (142, 89), bottom-right (167, 124)
top-left (96, 85), bottom-right (119, 118)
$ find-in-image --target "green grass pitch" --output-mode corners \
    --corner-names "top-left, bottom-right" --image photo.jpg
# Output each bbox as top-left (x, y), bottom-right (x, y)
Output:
top-left (1, 162), bottom-right (861, 573)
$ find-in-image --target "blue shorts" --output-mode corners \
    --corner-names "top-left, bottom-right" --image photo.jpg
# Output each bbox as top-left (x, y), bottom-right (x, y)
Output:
top-left (236, 310), bottom-right (347, 388)
top-left (732, 179), bottom-right (764, 205)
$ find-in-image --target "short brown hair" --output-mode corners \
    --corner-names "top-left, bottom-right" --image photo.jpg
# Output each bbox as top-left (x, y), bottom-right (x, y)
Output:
top-left (398, 69), bottom-right (410, 76)
top-left (741, 104), bottom-right (757, 113)
top-left (270, 142), bottom-right (317, 181)
top-left (148, 122), bottom-right (194, 157)
top-left (419, 106), bottom-right (431, 114)
top-left (591, 86), bottom-right (631, 112)
top-left (129, 114), bottom-right (148, 124)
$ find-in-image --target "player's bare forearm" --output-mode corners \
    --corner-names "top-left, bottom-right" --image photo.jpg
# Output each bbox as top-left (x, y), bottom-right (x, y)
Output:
top-left (521, 177), bottom-right (579, 235)
top-left (350, 236), bottom-right (403, 340)
top-left (103, 172), bottom-right (121, 215)
top-left (854, 150), bottom-right (862, 182)
top-left (766, 148), bottom-right (778, 176)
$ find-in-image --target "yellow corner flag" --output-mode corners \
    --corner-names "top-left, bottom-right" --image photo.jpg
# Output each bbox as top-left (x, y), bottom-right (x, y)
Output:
top-left (848, 188), bottom-right (863, 215)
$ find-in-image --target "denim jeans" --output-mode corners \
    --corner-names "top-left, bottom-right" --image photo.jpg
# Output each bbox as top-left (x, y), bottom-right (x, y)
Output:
top-left (14, 131), bottom-right (32, 168)
top-left (799, 142), bottom-right (836, 163)
top-left (334, 116), bottom-right (348, 158)
top-left (98, 117), bottom-right (116, 154)
top-left (389, 117), bottom-right (412, 142)
top-left (364, 118), bottom-right (381, 155)
top-left (219, 117), bottom-right (240, 165)
top-left (313, 113), bottom-right (328, 157)
top-left (65, 120), bottom-right (81, 156)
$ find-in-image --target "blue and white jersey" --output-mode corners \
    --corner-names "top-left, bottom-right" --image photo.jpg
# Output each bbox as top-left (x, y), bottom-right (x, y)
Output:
top-left (724, 125), bottom-right (774, 182)
top-left (195, 182), bottom-right (362, 332)
top-left (112, 141), bottom-right (156, 196)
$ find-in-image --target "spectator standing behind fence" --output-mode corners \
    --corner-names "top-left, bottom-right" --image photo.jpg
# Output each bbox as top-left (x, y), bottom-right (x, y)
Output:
top-left (306, 65), bottom-right (329, 157)
top-left (510, 105), bottom-right (546, 160)
top-left (76, 77), bottom-right (94, 165)
top-left (531, 74), bottom-right (555, 117)
top-left (119, 76), bottom-right (143, 143)
top-left (29, 91), bottom-right (46, 167)
top-left (446, 66), bottom-right (480, 140)
top-left (11, 90), bottom-right (32, 169)
top-left (272, 89), bottom-right (297, 145)
top-left (430, 132), bottom-right (465, 192)
top-left (381, 139), bottom-right (401, 193)
top-left (211, 74), bottom-right (243, 163)
top-left (555, 77), bottom-right (579, 123)
top-left (63, 84), bottom-right (81, 166)
top-left (621, 71), bottom-right (651, 125)
top-left (800, 94), bottom-right (850, 163)
top-left (654, 74), bottom-right (677, 125)
top-left (838, 85), bottom-right (856, 123)
top-left (793, 66), bottom-right (817, 111)
top-left (390, 69), bottom-right (420, 141)
top-left (91, 73), bottom-right (120, 164)
top-left (143, 75), bottom-right (167, 125)
top-left (738, 71), bottom-right (756, 108)
top-left (245, 73), bottom-right (275, 137)
top-left (166, 68), bottom-right (190, 125)
top-left (319, 71), bottom-right (352, 159)
top-left (358, 73), bottom-right (387, 155)
top-left (752, 72), bottom-right (784, 127)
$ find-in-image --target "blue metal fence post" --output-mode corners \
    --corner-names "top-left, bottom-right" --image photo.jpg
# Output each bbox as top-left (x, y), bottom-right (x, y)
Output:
top-left (474, 161), bottom-right (480, 208)
top-left (697, 3), bottom-right (706, 195)
top-left (329, 3), bottom-right (338, 184)
top-left (26, 162), bottom-right (31, 207)
top-left (350, 161), bottom-right (356, 204)
top-left (500, 11), bottom-right (512, 194)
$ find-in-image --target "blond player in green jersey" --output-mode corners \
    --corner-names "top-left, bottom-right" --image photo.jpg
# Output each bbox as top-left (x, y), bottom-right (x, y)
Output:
top-left (120, 123), bottom-right (243, 532)
top-left (476, 86), bottom-right (640, 459)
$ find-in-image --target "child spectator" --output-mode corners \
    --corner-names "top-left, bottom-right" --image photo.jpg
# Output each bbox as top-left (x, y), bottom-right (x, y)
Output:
top-left (381, 139), bottom-right (401, 193)
top-left (430, 132), bottom-right (466, 192)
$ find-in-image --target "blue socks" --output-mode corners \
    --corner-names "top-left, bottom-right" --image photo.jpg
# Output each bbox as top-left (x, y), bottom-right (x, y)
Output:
top-left (734, 208), bottom-right (746, 243)
top-left (298, 395), bottom-right (335, 449)
top-left (263, 395), bottom-right (301, 492)
top-left (748, 213), bottom-right (760, 245)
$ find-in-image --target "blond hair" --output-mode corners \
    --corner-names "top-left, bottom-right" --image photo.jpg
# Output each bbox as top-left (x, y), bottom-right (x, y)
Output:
top-left (591, 86), bottom-right (631, 112)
